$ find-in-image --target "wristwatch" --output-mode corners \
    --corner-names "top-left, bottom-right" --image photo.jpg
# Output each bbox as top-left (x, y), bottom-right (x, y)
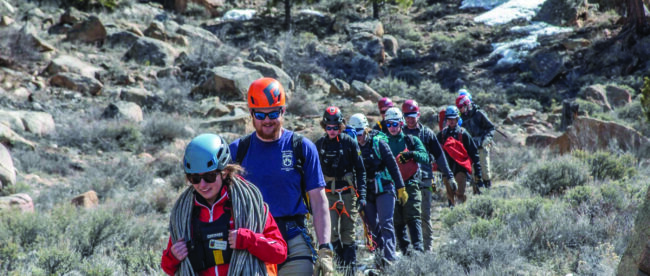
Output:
top-left (318, 243), bottom-right (334, 251)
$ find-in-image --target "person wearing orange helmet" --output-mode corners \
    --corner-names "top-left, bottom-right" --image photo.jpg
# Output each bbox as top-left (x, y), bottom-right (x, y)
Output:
top-left (230, 78), bottom-right (334, 276)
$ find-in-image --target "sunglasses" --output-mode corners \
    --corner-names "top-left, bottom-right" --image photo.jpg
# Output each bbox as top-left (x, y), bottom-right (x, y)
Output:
top-left (355, 128), bottom-right (364, 135)
top-left (325, 125), bottom-right (340, 131)
top-left (252, 108), bottom-right (282, 120)
top-left (387, 121), bottom-right (401, 127)
top-left (186, 170), bottom-right (220, 184)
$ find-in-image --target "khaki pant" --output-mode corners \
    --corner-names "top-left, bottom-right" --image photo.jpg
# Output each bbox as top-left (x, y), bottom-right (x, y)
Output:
top-left (327, 191), bottom-right (358, 246)
top-left (453, 172), bottom-right (468, 204)
top-left (420, 178), bottom-right (433, 251)
top-left (474, 146), bottom-right (491, 182)
top-left (278, 235), bottom-right (314, 276)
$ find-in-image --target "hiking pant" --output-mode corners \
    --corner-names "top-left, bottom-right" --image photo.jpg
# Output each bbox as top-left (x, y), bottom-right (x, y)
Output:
top-left (278, 235), bottom-right (314, 276)
top-left (453, 172), bottom-right (469, 204)
top-left (365, 191), bottom-right (397, 262)
top-left (420, 178), bottom-right (433, 251)
top-left (474, 146), bottom-right (492, 182)
top-left (394, 183), bottom-right (423, 254)
top-left (326, 191), bottom-right (357, 246)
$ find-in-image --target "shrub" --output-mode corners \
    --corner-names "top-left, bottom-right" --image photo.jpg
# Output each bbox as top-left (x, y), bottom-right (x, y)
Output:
top-left (466, 195), bottom-right (497, 219)
top-left (470, 218), bottom-right (502, 239)
top-left (286, 84), bottom-right (323, 117)
top-left (497, 197), bottom-right (548, 225)
top-left (573, 150), bottom-right (637, 180)
top-left (369, 77), bottom-right (414, 97)
top-left (515, 98), bottom-right (543, 111)
top-left (564, 186), bottom-right (594, 207)
top-left (441, 206), bottom-right (470, 228)
top-left (142, 112), bottom-right (194, 144)
top-left (519, 155), bottom-right (590, 196)
top-left (36, 242), bottom-right (80, 275)
top-left (491, 145), bottom-right (542, 181)
top-left (409, 80), bottom-right (457, 107)
top-left (12, 149), bottom-right (74, 176)
top-left (575, 98), bottom-right (605, 116)
top-left (641, 76), bottom-right (650, 121)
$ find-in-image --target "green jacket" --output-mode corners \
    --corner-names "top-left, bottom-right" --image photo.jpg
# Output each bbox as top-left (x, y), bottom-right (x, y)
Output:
top-left (387, 132), bottom-right (429, 164)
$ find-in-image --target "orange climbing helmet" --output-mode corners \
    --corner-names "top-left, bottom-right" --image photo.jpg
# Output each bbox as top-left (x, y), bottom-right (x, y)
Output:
top-left (247, 77), bottom-right (286, 109)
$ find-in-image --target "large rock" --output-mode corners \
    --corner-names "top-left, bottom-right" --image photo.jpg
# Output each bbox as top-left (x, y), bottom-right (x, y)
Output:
top-left (119, 87), bottom-right (161, 107)
top-left (247, 42), bottom-right (281, 67)
top-left (346, 20), bottom-right (384, 37)
top-left (605, 85), bottom-right (632, 108)
top-left (70, 190), bottom-right (99, 208)
top-left (65, 16), bottom-right (106, 44)
top-left (383, 35), bottom-right (399, 57)
top-left (504, 108), bottom-right (537, 125)
top-left (50, 72), bottom-right (103, 96)
top-left (199, 108), bottom-right (250, 133)
top-left (0, 143), bottom-right (15, 190)
top-left (0, 193), bottom-right (33, 212)
top-left (0, 124), bottom-right (36, 149)
top-left (521, 50), bottom-right (565, 87)
top-left (329, 78), bottom-right (350, 95)
top-left (551, 117), bottom-right (650, 154)
top-left (17, 111), bottom-right (56, 136)
top-left (60, 7), bottom-right (88, 25)
top-left (0, 110), bottom-right (24, 132)
top-left (617, 186), bottom-right (650, 276)
top-left (0, 0), bottom-right (15, 15)
top-left (176, 24), bottom-right (222, 46)
top-left (525, 133), bottom-right (558, 148)
top-left (106, 31), bottom-right (140, 48)
top-left (143, 21), bottom-right (188, 46)
top-left (101, 101), bottom-right (143, 122)
top-left (191, 65), bottom-right (262, 100)
top-left (43, 55), bottom-right (102, 79)
top-left (534, 0), bottom-right (589, 26)
top-left (581, 84), bottom-right (612, 111)
top-left (350, 32), bottom-right (385, 63)
top-left (124, 37), bottom-right (178, 66)
top-left (351, 80), bottom-right (382, 102)
top-left (243, 60), bottom-right (294, 91)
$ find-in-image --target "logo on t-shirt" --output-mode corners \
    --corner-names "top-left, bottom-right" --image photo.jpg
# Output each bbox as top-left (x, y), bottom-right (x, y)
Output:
top-left (281, 150), bottom-right (294, 171)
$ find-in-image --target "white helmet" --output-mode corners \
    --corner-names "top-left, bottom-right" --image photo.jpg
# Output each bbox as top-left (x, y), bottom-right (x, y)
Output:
top-left (384, 107), bottom-right (403, 122)
top-left (348, 113), bottom-right (369, 129)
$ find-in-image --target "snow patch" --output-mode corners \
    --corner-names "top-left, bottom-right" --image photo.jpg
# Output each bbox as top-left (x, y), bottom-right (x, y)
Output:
top-left (491, 22), bottom-right (573, 67)
top-left (474, 0), bottom-right (546, 26)
top-left (222, 9), bottom-right (256, 21)
top-left (460, 0), bottom-right (509, 10)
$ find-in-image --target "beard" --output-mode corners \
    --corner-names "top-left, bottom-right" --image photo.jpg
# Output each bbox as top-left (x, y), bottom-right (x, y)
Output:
top-left (254, 119), bottom-right (283, 141)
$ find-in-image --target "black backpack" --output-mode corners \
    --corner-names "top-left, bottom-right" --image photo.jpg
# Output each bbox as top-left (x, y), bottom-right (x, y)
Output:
top-left (234, 133), bottom-right (310, 212)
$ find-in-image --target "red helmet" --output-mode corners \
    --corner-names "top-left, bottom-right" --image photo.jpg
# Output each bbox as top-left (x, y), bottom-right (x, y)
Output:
top-left (402, 99), bottom-right (419, 114)
top-left (378, 97), bottom-right (394, 110)
top-left (456, 95), bottom-right (471, 109)
top-left (247, 78), bottom-right (286, 109)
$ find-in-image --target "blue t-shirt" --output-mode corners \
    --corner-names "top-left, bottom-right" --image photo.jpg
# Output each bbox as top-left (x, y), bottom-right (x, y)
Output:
top-left (229, 130), bottom-right (326, 217)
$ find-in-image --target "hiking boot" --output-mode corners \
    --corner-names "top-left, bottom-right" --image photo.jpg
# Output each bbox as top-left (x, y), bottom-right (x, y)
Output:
top-left (484, 180), bottom-right (492, 188)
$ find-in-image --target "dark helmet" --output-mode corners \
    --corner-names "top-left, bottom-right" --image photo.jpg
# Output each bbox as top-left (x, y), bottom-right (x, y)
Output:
top-left (402, 99), bottom-right (419, 114)
top-left (445, 106), bottom-right (459, 119)
top-left (322, 106), bottom-right (343, 125)
top-left (378, 97), bottom-right (394, 110)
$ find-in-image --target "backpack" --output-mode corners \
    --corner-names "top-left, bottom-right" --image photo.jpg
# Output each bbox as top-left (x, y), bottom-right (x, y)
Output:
top-left (235, 133), bottom-right (310, 212)
top-left (315, 134), bottom-right (355, 177)
top-left (441, 128), bottom-right (472, 173)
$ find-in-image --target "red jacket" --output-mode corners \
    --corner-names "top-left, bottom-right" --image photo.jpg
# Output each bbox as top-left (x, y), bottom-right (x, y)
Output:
top-left (161, 190), bottom-right (287, 276)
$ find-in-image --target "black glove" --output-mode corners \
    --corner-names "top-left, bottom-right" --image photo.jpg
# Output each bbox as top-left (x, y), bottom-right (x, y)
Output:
top-left (357, 198), bottom-right (366, 212)
top-left (398, 151), bottom-right (415, 163)
top-left (477, 179), bottom-right (485, 188)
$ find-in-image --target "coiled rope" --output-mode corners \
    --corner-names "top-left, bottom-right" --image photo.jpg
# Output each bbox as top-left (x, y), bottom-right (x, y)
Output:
top-left (169, 175), bottom-right (269, 276)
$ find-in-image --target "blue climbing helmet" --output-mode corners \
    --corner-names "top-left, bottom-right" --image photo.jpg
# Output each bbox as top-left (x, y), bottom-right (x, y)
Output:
top-left (183, 134), bottom-right (231, 174)
top-left (445, 106), bottom-right (460, 119)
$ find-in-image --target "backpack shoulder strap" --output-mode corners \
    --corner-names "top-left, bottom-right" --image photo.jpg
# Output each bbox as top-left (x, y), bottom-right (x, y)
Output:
top-left (235, 134), bottom-right (253, 164)
top-left (292, 133), bottom-right (305, 168)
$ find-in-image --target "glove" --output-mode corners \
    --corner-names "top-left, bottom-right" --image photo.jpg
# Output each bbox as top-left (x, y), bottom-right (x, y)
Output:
top-left (357, 197), bottom-right (366, 212)
top-left (314, 247), bottom-right (334, 276)
top-left (398, 151), bottom-right (415, 164)
top-left (477, 179), bottom-right (485, 188)
top-left (397, 187), bottom-right (408, 206)
top-left (444, 177), bottom-right (458, 192)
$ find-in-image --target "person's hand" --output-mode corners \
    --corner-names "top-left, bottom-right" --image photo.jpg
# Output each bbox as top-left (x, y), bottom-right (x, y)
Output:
top-left (397, 187), bottom-right (408, 206)
top-left (314, 247), bottom-right (334, 276)
top-left (357, 197), bottom-right (366, 212)
top-left (171, 238), bottom-right (188, 261)
top-left (443, 177), bottom-right (458, 192)
top-left (398, 151), bottom-right (415, 164)
top-left (228, 229), bottom-right (238, 249)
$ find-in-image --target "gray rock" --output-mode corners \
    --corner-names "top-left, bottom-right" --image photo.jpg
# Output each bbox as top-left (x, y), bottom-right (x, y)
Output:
top-left (0, 110), bottom-right (24, 132)
top-left (552, 116), bottom-right (650, 154)
top-left (101, 101), bottom-right (143, 122)
top-left (50, 72), bottom-right (103, 96)
top-left (0, 193), bottom-right (33, 212)
top-left (60, 7), bottom-right (88, 25)
top-left (191, 65), bottom-right (263, 100)
top-left (18, 111), bottom-right (55, 136)
top-left (1, 15), bottom-right (14, 26)
top-left (43, 55), bottom-right (102, 78)
top-left (247, 43), bottom-right (281, 67)
top-left (199, 108), bottom-right (250, 133)
top-left (106, 31), bottom-right (140, 48)
top-left (124, 37), bottom-right (178, 66)
top-left (534, 0), bottom-right (588, 26)
top-left (156, 66), bottom-right (182, 78)
top-left (65, 16), bottom-right (107, 44)
top-left (243, 60), bottom-right (294, 91)
top-left (582, 84), bottom-right (612, 112)
top-left (347, 20), bottom-right (384, 37)
top-left (504, 108), bottom-right (537, 125)
top-left (297, 73), bottom-right (329, 98)
top-left (350, 32), bottom-right (385, 63)
top-left (523, 50), bottom-right (565, 87)
top-left (383, 35), bottom-right (398, 57)
top-left (176, 24), bottom-right (222, 46)
top-left (329, 78), bottom-right (350, 95)
top-left (351, 80), bottom-right (382, 101)
top-left (0, 0), bottom-right (15, 15)
top-left (0, 124), bottom-right (35, 149)
top-left (0, 143), bottom-right (15, 190)
top-left (605, 85), bottom-right (632, 108)
top-left (119, 87), bottom-right (160, 107)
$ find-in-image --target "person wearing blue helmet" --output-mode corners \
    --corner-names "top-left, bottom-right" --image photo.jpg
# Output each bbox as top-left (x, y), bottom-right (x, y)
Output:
top-left (162, 133), bottom-right (287, 276)
top-left (436, 107), bottom-right (482, 205)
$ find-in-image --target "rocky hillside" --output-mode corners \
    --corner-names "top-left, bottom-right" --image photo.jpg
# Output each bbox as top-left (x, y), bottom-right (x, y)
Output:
top-left (1, 0), bottom-right (649, 274)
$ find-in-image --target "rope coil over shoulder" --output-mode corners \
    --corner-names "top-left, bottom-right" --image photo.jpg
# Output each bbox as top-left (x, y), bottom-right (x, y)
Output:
top-left (170, 176), bottom-right (270, 276)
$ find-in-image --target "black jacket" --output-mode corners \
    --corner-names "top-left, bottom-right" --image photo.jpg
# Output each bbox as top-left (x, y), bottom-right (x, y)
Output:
top-left (460, 104), bottom-right (495, 149)
top-left (437, 126), bottom-right (482, 179)
top-left (403, 123), bottom-right (454, 181)
top-left (358, 133), bottom-right (404, 194)
top-left (372, 120), bottom-right (390, 135)
top-left (315, 133), bottom-right (367, 199)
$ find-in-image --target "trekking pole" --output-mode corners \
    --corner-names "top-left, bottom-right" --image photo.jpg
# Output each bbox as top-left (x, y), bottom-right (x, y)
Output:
top-left (358, 210), bottom-right (377, 252)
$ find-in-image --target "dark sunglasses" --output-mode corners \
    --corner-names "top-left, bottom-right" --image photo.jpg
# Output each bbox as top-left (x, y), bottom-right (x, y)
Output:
top-left (186, 170), bottom-right (220, 184)
top-left (252, 109), bottom-right (282, 120)
top-left (325, 125), bottom-right (340, 131)
top-left (387, 121), bottom-right (401, 127)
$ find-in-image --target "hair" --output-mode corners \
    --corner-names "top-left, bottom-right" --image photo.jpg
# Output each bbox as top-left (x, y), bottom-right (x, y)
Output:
top-left (319, 120), bottom-right (346, 130)
top-left (222, 164), bottom-right (245, 185)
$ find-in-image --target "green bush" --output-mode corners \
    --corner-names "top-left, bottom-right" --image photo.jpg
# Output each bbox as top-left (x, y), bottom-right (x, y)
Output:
top-left (491, 145), bottom-right (543, 181)
top-left (12, 149), bottom-right (74, 176)
top-left (369, 77), bottom-right (413, 97)
top-left (515, 98), bottom-right (543, 111)
top-left (519, 155), bottom-right (590, 196)
top-left (641, 76), bottom-right (650, 121)
top-left (36, 241), bottom-right (80, 275)
top-left (441, 206), bottom-right (470, 228)
top-left (466, 195), bottom-right (497, 219)
top-left (573, 150), bottom-right (636, 180)
top-left (142, 113), bottom-right (193, 144)
top-left (409, 80), bottom-right (457, 107)
top-left (564, 186), bottom-right (594, 207)
top-left (497, 197), bottom-right (548, 225)
top-left (575, 98), bottom-right (604, 116)
top-left (470, 218), bottom-right (501, 239)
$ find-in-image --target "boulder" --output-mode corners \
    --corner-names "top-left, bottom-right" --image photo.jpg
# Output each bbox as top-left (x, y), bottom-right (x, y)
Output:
top-left (124, 37), bottom-right (178, 66)
top-left (199, 108), bottom-right (250, 133)
top-left (247, 43), bottom-right (282, 68)
top-left (65, 16), bottom-right (107, 44)
top-left (176, 24), bottom-right (222, 46)
top-left (106, 31), bottom-right (140, 48)
top-left (0, 143), bottom-right (15, 190)
top-left (1, 15), bottom-right (14, 26)
top-left (50, 72), bottom-right (103, 96)
top-left (191, 65), bottom-right (262, 100)
top-left (605, 85), bottom-right (632, 108)
top-left (504, 108), bottom-right (537, 125)
top-left (521, 50), bottom-right (565, 87)
top-left (534, 0), bottom-right (589, 26)
top-left (195, 97), bottom-right (230, 117)
top-left (383, 35), bottom-right (398, 57)
top-left (0, 124), bottom-right (36, 149)
top-left (70, 190), bottom-right (99, 208)
top-left (18, 111), bottom-right (55, 136)
top-left (143, 21), bottom-right (188, 46)
top-left (329, 78), bottom-right (350, 95)
top-left (351, 80), bottom-right (382, 102)
top-left (525, 133), bottom-right (558, 148)
top-left (0, 193), bottom-right (33, 212)
top-left (119, 87), bottom-right (161, 107)
top-left (297, 73), bottom-right (329, 98)
top-left (350, 32), bottom-right (385, 63)
top-left (0, 0), bottom-right (15, 15)
top-left (346, 20), bottom-right (384, 37)
top-left (101, 101), bottom-right (143, 122)
top-left (581, 84), bottom-right (612, 111)
top-left (43, 55), bottom-right (102, 79)
top-left (243, 60), bottom-right (294, 91)
top-left (551, 117), bottom-right (650, 154)
top-left (60, 7), bottom-right (88, 25)
top-left (0, 110), bottom-right (24, 132)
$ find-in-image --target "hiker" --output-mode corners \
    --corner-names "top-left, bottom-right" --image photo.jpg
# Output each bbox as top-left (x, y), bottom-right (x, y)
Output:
top-left (383, 107), bottom-right (428, 255)
top-left (401, 100), bottom-right (457, 251)
top-left (161, 133), bottom-right (287, 276)
top-left (373, 97), bottom-right (395, 134)
top-left (229, 78), bottom-right (334, 276)
top-left (315, 106), bottom-right (366, 276)
top-left (348, 113), bottom-right (406, 268)
top-left (457, 94), bottom-right (495, 188)
top-left (436, 106), bottom-right (482, 204)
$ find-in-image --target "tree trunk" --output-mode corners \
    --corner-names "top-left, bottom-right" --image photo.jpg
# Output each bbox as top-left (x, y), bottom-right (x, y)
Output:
top-left (373, 1), bottom-right (380, 19)
top-left (627, 0), bottom-right (649, 33)
top-left (284, 0), bottom-right (291, 30)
